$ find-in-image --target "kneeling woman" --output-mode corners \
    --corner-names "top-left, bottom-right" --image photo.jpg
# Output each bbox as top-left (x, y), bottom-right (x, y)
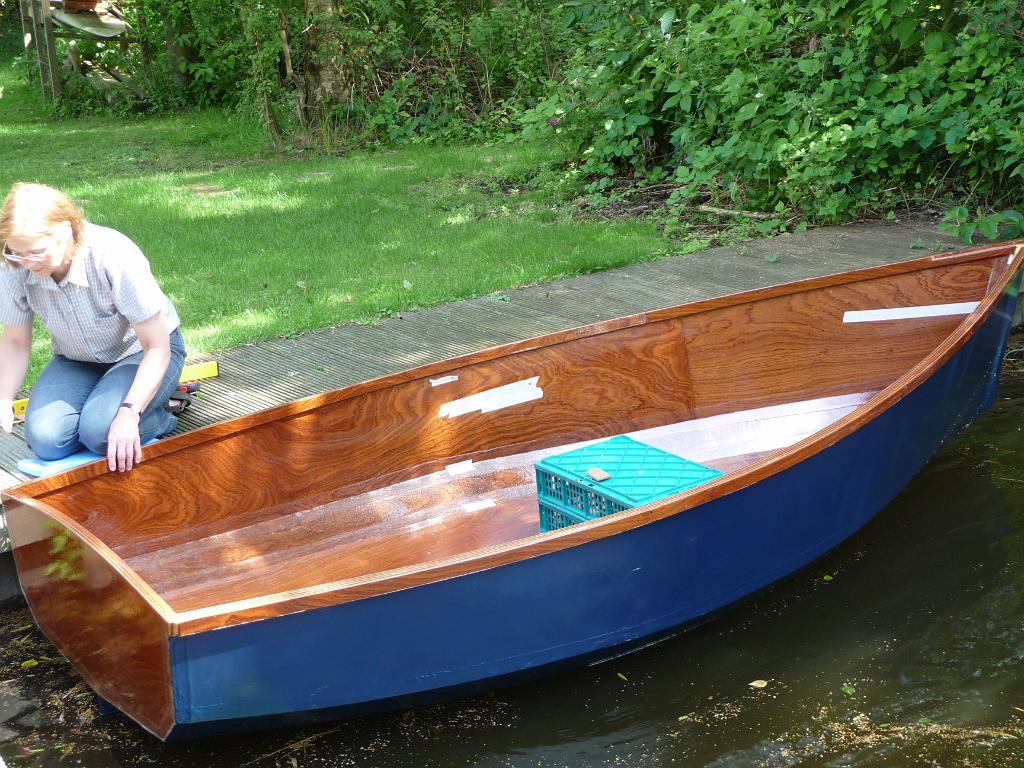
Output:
top-left (0, 183), bottom-right (185, 472)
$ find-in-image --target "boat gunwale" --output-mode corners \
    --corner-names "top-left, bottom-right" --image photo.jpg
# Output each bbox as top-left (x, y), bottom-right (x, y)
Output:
top-left (4, 240), bottom-right (1021, 636)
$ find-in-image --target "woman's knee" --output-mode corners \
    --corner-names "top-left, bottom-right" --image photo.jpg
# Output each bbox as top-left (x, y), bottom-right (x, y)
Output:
top-left (24, 412), bottom-right (81, 460)
top-left (77, 407), bottom-right (113, 455)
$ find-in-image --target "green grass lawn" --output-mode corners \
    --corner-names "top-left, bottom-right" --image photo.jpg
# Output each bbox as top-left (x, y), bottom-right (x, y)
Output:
top-left (0, 56), bottom-right (682, 386)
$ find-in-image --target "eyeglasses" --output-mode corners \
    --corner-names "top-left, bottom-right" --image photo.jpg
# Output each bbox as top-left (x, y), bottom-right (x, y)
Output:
top-left (2, 242), bottom-right (50, 264)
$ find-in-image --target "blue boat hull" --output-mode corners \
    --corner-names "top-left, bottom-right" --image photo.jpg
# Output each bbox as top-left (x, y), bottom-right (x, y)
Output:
top-left (162, 281), bottom-right (1021, 739)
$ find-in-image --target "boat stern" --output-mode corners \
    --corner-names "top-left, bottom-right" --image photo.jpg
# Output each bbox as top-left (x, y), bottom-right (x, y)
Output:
top-left (3, 494), bottom-right (177, 740)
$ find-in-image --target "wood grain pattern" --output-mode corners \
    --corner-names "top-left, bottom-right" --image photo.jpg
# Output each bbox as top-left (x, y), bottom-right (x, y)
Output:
top-left (5, 496), bottom-right (176, 738)
top-left (37, 316), bottom-right (697, 558)
top-left (2, 242), bottom-right (1020, 639)
top-left (684, 262), bottom-right (995, 416)
top-left (10, 243), bottom-right (1015, 502)
top-left (127, 446), bottom-right (763, 612)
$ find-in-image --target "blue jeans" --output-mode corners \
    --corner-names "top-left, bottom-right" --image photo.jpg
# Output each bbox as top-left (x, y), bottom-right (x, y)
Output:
top-left (25, 329), bottom-right (187, 460)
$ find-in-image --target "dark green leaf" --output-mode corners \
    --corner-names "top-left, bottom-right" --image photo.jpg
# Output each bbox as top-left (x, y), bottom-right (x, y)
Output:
top-left (979, 214), bottom-right (1003, 241)
top-left (660, 9), bottom-right (676, 36)
top-left (736, 102), bottom-right (760, 123)
top-left (916, 127), bottom-right (937, 149)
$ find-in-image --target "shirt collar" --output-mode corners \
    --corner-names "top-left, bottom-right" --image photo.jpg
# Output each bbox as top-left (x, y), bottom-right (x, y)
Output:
top-left (65, 256), bottom-right (90, 287)
top-left (23, 256), bottom-right (89, 289)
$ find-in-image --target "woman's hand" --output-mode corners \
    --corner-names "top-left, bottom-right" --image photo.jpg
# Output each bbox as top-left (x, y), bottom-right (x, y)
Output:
top-left (0, 325), bottom-right (31, 433)
top-left (107, 408), bottom-right (142, 472)
top-left (0, 399), bottom-right (13, 433)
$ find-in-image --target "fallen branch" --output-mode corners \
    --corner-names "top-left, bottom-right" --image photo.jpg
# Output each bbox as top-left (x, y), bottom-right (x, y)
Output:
top-left (635, 182), bottom-right (682, 193)
top-left (101, 63), bottom-right (146, 100)
top-left (696, 205), bottom-right (774, 220)
top-left (240, 724), bottom-right (348, 767)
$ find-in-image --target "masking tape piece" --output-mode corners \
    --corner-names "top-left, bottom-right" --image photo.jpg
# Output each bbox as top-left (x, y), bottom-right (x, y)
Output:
top-left (430, 375), bottom-right (459, 387)
top-left (843, 302), bottom-right (979, 323)
top-left (439, 377), bottom-right (543, 419)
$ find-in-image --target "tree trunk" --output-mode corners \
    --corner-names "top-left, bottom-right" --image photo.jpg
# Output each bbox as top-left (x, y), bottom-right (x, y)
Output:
top-left (262, 90), bottom-right (285, 150)
top-left (302, 0), bottom-right (350, 122)
top-left (164, 10), bottom-right (200, 91)
top-left (240, 1), bottom-right (286, 149)
top-left (280, 12), bottom-right (308, 128)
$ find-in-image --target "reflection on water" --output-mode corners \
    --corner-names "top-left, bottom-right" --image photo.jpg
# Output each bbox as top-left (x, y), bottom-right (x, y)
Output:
top-left (3, 375), bottom-right (1024, 766)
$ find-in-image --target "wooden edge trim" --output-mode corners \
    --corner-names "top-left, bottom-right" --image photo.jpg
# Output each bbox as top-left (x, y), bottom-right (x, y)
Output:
top-left (2, 493), bottom-right (178, 628)
top-left (165, 244), bottom-right (1023, 635)
top-left (10, 240), bottom-right (1019, 500)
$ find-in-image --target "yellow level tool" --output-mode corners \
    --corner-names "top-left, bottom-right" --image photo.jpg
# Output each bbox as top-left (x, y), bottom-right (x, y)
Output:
top-left (11, 360), bottom-right (219, 418)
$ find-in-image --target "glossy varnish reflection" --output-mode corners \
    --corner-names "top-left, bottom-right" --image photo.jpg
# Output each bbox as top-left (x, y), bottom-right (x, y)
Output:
top-left (684, 262), bottom-right (994, 416)
top-left (2, 243), bottom-right (1021, 739)
top-left (36, 315), bottom-right (698, 559)
top-left (125, 439), bottom-right (778, 611)
top-left (5, 496), bottom-right (175, 739)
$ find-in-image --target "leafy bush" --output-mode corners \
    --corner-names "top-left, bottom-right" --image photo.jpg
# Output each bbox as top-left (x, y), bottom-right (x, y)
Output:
top-left (939, 207), bottom-right (1024, 243)
top-left (523, 0), bottom-right (1024, 221)
top-left (44, 0), bottom-right (576, 145)
top-left (313, 0), bottom-right (576, 143)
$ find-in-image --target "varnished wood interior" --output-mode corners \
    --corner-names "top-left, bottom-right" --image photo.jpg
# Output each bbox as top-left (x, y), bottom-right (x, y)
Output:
top-left (123, 392), bottom-right (870, 611)
top-left (5, 245), bottom-right (1020, 630)
top-left (684, 260), bottom-right (996, 416)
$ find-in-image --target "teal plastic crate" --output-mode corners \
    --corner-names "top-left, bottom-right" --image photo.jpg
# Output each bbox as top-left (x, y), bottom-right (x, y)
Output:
top-left (536, 435), bottom-right (724, 532)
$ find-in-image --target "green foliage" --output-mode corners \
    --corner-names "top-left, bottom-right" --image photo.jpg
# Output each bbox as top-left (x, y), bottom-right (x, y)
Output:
top-left (47, 0), bottom-right (576, 145)
top-left (523, 0), bottom-right (1024, 221)
top-left (312, 0), bottom-right (575, 144)
top-left (939, 206), bottom-right (1024, 244)
top-left (52, 71), bottom-right (119, 117)
top-left (158, 0), bottom-right (251, 106)
top-left (44, 523), bottom-right (83, 582)
top-left (2, 51), bottom-right (669, 381)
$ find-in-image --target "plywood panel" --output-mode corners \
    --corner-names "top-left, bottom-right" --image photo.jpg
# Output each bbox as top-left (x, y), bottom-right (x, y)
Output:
top-left (684, 263), bottom-right (994, 416)
top-left (6, 497), bottom-right (175, 738)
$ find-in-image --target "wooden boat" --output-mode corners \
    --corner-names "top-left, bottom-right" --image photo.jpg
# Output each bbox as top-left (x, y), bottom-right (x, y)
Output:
top-left (4, 242), bottom-right (1022, 740)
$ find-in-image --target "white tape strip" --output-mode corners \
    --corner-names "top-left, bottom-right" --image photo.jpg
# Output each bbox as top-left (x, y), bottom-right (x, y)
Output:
top-left (446, 460), bottom-right (475, 476)
top-left (843, 302), bottom-right (979, 323)
top-left (439, 377), bottom-right (543, 418)
top-left (462, 499), bottom-right (496, 513)
top-left (430, 375), bottom-right (459, 387)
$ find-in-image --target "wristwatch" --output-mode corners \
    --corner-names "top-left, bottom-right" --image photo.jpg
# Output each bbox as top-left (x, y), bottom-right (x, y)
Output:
top-left (120, 402), bottom-right (142, 417)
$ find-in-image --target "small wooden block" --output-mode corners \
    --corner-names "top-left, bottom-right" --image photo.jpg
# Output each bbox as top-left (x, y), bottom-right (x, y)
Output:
top-left (586, 467), bottom-right (611, 482)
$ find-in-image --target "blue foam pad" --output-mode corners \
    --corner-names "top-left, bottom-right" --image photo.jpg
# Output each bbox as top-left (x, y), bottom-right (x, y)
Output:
top-left (18, 439), bottom-right (160, 478)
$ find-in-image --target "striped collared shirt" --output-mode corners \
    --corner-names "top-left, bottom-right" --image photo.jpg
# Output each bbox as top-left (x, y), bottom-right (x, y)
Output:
top-left (0, 223), bottom-right (180, 363)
